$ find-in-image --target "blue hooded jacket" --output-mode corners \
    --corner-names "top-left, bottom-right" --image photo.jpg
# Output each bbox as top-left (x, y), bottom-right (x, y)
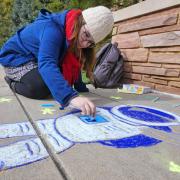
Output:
top-left (0, 9), bottom-right (79, 106)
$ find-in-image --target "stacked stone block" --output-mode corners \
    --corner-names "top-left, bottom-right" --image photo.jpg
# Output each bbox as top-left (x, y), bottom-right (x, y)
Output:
top-left (112, 6), bottom-right (180, 95)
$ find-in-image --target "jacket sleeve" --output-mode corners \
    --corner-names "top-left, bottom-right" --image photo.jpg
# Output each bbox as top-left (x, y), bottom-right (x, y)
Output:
top-left (38, 23), bottom-right (78, 107)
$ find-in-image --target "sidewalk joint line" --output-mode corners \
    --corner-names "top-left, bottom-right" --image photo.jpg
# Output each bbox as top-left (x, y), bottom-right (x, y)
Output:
top-left (13, 93), bottom-right (71, 180)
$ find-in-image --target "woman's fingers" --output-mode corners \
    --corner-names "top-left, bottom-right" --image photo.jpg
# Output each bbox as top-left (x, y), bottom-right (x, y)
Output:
top-left (81, 105), bottom-right (87, 115)
top-left (85, 103), bottom-right (91, 116)
top-left (70, 96), bottom-right (96, 116)
top-left (82, 103), bottom-right (95, 116)
top-left (88, 101), bottom-right (96, 116)
top-left (86, 102), bottom-right (96, 116)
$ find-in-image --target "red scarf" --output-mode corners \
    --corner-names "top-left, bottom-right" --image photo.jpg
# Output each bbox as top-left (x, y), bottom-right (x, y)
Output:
top-left (61, 9), bottom-right (82, 86)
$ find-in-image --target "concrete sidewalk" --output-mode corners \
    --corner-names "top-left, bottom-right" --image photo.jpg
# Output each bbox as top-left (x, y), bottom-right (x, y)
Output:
top-left (0, 65), bottom-right (180, 180)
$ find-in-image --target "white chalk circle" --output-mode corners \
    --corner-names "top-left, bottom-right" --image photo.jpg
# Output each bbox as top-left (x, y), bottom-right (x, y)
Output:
top-left (111, 105), bottom-right (180, 126)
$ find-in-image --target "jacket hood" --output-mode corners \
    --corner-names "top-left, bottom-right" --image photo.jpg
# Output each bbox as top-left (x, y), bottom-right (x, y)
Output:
top-left (36, 9), bottom-right (69, 27)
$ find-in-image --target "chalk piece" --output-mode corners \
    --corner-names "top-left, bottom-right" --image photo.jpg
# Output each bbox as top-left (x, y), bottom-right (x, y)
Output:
top-left (173, 104), bottom-right (180, 108)
top-left (79, 115), bottom-right (108, 124)
top-left (152, 97), bottom-right (160, 102)
top-left (41, 104), bottom-right (55, 108)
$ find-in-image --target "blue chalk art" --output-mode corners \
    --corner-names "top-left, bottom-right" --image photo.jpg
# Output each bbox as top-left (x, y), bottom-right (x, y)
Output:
top-left (98, 134), bottom-right (162, 148)
top-left (0, 105), bottom-right (179, 171)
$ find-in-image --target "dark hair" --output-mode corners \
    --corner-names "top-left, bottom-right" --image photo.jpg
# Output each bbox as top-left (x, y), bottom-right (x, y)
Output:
top-left (68, 14), bottom-right (95, 81)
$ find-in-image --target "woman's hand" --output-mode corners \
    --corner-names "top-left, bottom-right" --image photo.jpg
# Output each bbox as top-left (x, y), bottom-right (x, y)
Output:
top-left (70, 96), bottom-right (96, 116)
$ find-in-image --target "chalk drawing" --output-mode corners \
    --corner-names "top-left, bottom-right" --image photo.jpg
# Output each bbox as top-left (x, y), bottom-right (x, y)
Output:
top-left (110, 96), bottom-right (122, 100)
top-left (41, 108), bottom-right (56, 115)
top-left (111, 105), bottom-right (180, 127)
top-left (0, 98), bottom-right (12, 103)
top-left (0, 105), bottom-right (179, 171)
top-left (169, 161), bottom-right (180, 173)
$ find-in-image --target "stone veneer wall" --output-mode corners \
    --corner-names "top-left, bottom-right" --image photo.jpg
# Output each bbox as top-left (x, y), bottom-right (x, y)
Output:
top-left (112, 4), bottom-right (180, 95)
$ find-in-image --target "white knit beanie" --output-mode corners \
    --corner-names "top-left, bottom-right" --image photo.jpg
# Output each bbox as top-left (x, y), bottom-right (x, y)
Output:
top-left (82, 6), bottom-right (114, 44)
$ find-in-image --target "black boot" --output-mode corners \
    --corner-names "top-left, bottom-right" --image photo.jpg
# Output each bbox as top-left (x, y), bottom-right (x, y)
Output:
top-left (74, 72), bottom-right (89, 93)
top-left (74, 82), bottom-right (89, 92)
top-left (4, 76), bottom-right (16, 92)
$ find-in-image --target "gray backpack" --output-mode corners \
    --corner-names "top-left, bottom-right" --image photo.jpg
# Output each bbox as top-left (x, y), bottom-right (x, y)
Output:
top-left (93, 42), bottom-right (124, 88)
